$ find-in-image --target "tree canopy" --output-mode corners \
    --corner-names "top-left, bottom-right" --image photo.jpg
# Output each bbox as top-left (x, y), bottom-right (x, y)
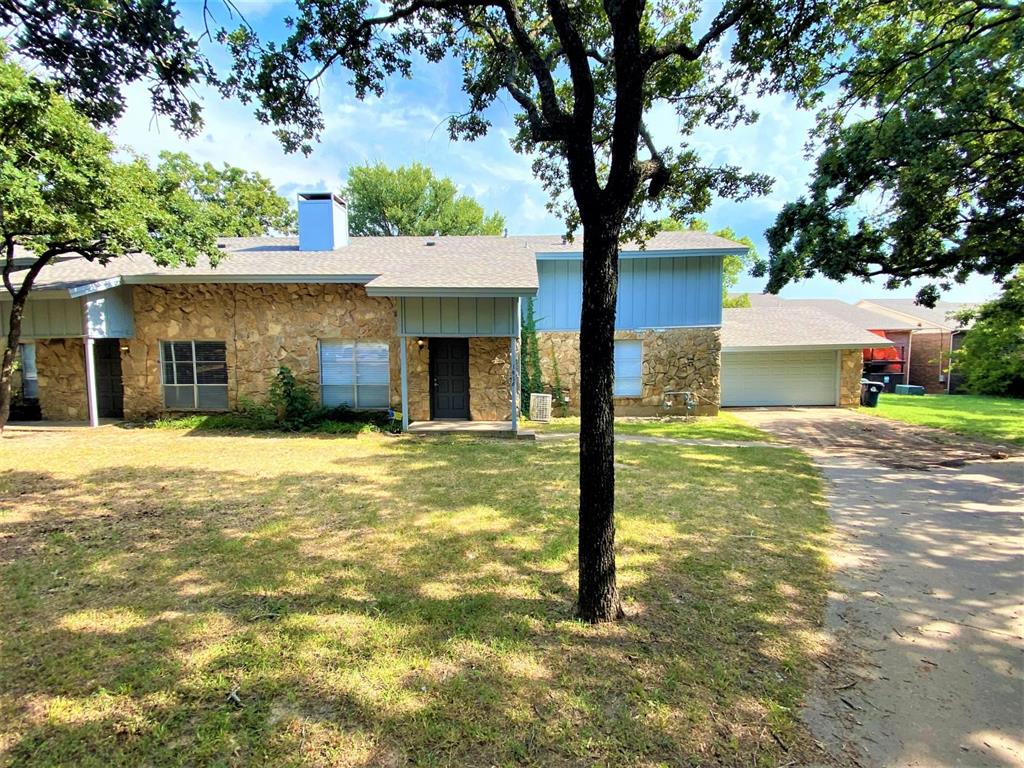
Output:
top-left (0, 0), bottom-right (215, 134)
top-left (953, 269), bottom-right (1024, 398)
top-left (756, 0), bottom-right (1022, 306)
top-left (0, 48), bottom-right (296, 431)
top-left (155, 151), bottom-right (297, 236)
top-left (343, 162), bottom-right (505, 236)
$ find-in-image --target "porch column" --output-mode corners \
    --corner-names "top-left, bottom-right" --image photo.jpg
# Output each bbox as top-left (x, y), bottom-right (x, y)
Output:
top-left (509, 334), bottom-right (518, 432)
top-left (399, 336), bottom-right (409, 432)
top-left (84, 337), bottom-right (99, 427)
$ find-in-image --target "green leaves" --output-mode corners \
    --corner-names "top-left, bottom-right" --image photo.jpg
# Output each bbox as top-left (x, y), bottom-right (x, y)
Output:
top-left (0, 48), bottom-right (295, 278)
top-left (759, 0), bottom-right (1023, 305)
top-left (342, 162), bottom-right (505, 237)
top-left (0, 0), bottom-right (213, 134)
top-left (954, 268), bottom-right (1024, 397)
top-left (153, 152), bottom-right (297, 238)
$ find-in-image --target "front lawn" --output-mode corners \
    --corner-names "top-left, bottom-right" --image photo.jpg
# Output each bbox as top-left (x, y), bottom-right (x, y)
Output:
top-left (527, 412), bottom-right (772, 442)
top-left (1, 427), bottom-right (828, 766)
top-left (868, 393), bottom-right (1024, 445)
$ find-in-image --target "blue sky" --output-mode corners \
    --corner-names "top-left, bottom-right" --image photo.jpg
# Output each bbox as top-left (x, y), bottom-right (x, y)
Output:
top-left (110, 0), bottom-right (1000, 303)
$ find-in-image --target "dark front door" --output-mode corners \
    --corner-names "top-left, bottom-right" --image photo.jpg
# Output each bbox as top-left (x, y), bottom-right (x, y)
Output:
top-left (430, 338), bottom-right (470, 419)
top-left (94, 339), bottom-right (124, 418)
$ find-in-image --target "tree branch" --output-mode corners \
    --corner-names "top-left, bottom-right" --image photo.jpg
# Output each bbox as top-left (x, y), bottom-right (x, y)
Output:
top-left (503, 80), bottom-right (565, 141)
top-left (2, 236), bottom-right (16, 299)
top-left (643, 0), bottom-right (755, 66)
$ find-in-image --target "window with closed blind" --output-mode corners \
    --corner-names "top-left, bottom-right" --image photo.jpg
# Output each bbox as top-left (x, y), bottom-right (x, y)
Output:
top-left (160, 341), bottom-right (229, 410)
top-left (319, 341), bottom-right (390, 409)
top-left (613, 340), bottom-right (643, 397)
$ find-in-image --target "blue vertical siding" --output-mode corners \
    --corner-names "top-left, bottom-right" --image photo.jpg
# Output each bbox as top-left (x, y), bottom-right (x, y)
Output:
top-left (84, 286), bottom-right (135, 338)
top-left (0, 296), bottom-right (84, 338)
top-left (533, 255), bottom-right (723, 330)
top-left (399, 297), bottom-right (516, 336)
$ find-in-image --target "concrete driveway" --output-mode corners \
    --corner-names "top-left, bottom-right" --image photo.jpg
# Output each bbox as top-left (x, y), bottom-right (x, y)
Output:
top-left (735, 408), bottom-right (1024, 768)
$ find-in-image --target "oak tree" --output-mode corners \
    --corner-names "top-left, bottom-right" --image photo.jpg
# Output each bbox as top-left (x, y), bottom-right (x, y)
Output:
top-left (757, 0), bottom-right (1023, 306)
top-left (344, 162), bottom-right (505, 236)
top-left (3, 0), bottom-right (841, 621)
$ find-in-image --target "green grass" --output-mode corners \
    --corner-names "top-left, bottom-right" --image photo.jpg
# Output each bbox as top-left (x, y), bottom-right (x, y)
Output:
top-left (0, 428), bottom-right (828, 767)
top-left (867, 393), bottom-right (1024, 445)
top-left (526, 412), bottom-right (772, 442)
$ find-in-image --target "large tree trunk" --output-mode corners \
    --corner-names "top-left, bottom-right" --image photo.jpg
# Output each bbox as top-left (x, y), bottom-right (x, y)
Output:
top-left (0, 292), bottom-right (27, 435)
top-left (577, 222), bottom-right (624, 623)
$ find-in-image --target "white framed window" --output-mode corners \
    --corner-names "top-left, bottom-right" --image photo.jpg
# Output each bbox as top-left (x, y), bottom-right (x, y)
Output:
top-left (614, 340), bottom-right (643, 397)
top-left (18, 343), bottom-right (38, 399)
top-left (319, 340), bottom-right (390, 409)
top-left (160, 341), bottom-right (228, 410)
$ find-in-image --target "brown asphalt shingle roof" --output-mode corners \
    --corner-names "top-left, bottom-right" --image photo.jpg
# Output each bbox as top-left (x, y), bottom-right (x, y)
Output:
top-left (857, 299), bottom-right (975, 331)
top-left (13, 230), bottom-right (747, 296)
top-left (784, 299), bottom-right (919, 331)
top-left (13, 235), bottom-right (539, 296)
top-left (722, 306), bottom-right (894, 350)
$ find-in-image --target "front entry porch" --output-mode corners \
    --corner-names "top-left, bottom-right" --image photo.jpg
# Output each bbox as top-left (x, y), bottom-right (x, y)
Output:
top-left (395, 296), bottom-right (524, 434)
top-left (407, 419), bottom-right (535, 439)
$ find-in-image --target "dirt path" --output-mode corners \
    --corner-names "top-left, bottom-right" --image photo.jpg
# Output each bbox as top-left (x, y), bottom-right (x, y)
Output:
top-left (737, 409), bottom-right (1024, 768)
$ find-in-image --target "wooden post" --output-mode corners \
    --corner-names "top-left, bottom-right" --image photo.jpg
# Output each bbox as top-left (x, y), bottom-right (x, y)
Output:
top-left (84, 337), bottom-right (99, 427)
top-left (510, 334), bottom-right (518, 432)
top-left (399, 337), bottom-right (409, 431)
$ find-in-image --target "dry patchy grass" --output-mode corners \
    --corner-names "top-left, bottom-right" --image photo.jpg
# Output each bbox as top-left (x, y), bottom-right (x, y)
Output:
top-left (0, 425), bottom-right (829, 767)
top-left (526, 413), bottom-right (773, 442)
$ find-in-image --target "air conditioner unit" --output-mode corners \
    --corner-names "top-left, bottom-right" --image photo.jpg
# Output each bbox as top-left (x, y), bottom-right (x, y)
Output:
top-left (529, 393), bottom-right (553, 422)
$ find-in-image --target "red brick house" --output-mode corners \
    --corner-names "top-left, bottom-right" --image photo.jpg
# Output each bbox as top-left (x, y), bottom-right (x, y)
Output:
top-left (857, 299), bottom-right (975, 394)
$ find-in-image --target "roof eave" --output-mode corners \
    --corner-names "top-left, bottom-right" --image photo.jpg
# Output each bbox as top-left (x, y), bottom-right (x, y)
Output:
top-left (366, 286), bottom-right (537, 298)
top-left (723, 341), bottom-right (893, 352)
top-left (121, 274), bottom-right (377, 286)
top-left (535, 247), bottom-right (747, 260)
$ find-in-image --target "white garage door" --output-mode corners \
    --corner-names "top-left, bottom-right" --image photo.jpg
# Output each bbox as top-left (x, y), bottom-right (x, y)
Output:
top-left (722, 350), bottom-right (838, 407)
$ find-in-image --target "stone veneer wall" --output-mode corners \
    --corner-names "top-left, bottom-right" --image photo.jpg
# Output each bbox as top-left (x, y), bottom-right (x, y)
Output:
top-left (119, 283), bottom-right (514, 422)
top-left (469, 336), bottom-right (515, 421)
top-left (122, 283), bottom-right (401, 420)
top-left (535, 328), bottom-right (721, 416)
top-left (35, 339), bottom-right (88, 420)
top-left (404, 337), bottom-right (432, 422)
top-left (839, 349), bottom-right (863, 407)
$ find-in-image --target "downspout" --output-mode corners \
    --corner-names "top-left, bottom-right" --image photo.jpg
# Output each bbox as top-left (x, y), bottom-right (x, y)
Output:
top-left (946, 331), bottom-right (954, 394)
top-left (906, 331), bottom-right (913, 386)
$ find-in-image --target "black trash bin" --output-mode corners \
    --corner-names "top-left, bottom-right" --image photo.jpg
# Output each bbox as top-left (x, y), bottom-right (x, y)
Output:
top-left (860, 379), bottom-right (884, 408)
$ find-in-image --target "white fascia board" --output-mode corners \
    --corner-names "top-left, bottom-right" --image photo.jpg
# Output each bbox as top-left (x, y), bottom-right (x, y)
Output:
top-left (366, 286), bottom-right (538, 298)
top-left (121, 274), bottom-right (376, 286)
top-left (535, 247), bottom-right (748, 261)
top-left (2, 287), bottom-right (79, 301)
top-left (68, 276), bottom-right (124, 298)
top-left (723, 342), bottom-right (892, 353)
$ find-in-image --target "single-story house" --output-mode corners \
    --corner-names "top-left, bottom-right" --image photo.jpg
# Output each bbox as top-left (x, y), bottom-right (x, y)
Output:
top-left (857, 299), bottom-right (974, 394)
top-left (782, 299), bottom-right (918, 391)
top-left (719, 304), bottom-right (894, 407)
top-left (2, 193), bottom-right (748, 429)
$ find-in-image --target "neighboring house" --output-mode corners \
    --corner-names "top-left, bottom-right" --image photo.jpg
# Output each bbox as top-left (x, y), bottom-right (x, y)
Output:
top-left (1, 193), bottom-right (745, 428)
top-left (719, 305), bottom-right (894, 407)
top-left (783, 299), bottom-right (918, 391)
top-left (857, 299), bottom-right (974, 394)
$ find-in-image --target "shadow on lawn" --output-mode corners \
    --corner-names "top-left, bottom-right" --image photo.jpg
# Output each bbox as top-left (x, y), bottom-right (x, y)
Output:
top-left (1, 438), bottom-right (829, 766)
